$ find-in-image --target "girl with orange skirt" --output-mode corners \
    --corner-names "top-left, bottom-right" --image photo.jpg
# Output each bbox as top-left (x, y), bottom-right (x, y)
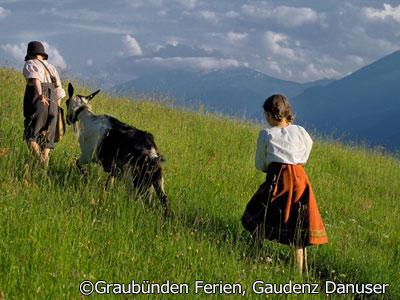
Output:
top-left (241, 94), bottom-right (328, 274)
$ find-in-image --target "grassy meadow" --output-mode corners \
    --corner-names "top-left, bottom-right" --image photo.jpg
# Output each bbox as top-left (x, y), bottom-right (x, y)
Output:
top-left (0, 66), bottom-right (399, 299)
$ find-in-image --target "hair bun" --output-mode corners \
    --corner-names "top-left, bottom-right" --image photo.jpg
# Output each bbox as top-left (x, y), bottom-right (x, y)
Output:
top-left (263, 94), bottom-right (295, 123)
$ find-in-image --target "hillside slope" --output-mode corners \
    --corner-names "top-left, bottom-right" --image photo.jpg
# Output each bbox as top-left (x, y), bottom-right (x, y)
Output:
top-left (0, 67), bottom-right (399, 299)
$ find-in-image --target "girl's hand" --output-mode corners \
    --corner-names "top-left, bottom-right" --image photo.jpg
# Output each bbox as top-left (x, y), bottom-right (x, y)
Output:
top-left (39, 94), bottom-right (49, 106)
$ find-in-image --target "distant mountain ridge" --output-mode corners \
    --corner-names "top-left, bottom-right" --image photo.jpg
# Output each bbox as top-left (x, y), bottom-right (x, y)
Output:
top-left (116, 67), bottom-right (333, 119)
top-left (114, 49), bottom-right (400, 151)
top-left (292, 50), bottom-right (400, 150)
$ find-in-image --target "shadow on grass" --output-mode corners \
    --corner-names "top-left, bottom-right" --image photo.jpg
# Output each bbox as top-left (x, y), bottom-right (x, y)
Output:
top-left (166, 204), bottom-right (291, 264)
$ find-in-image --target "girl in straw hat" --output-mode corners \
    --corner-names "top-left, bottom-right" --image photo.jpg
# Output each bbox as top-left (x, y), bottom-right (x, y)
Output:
top-left (22, 41), bottom-right (66, 166)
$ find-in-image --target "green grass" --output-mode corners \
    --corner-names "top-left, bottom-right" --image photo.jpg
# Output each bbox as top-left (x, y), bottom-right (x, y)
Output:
top-left (0, 66), bottom-right (399, 299)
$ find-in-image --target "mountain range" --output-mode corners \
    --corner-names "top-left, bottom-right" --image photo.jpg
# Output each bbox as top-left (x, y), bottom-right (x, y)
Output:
top-left (113, 48), bottom-right (400, 151)
top-left (115, 67), bottom-right (333, 119)
top-left (292, 50), bottom-right (400, 150)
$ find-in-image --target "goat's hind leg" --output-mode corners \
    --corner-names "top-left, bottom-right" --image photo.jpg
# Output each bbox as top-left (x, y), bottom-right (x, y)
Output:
top-left (153, 176), bottom-right (169, 215)
top-left (102, 174), bottom-right (115, 195)
top-left (106, 175), bottom-right (115, 189)
top-left (135, 178), bottom-right (155, 208)
top-left (146, 184), bottom-right (155, 208)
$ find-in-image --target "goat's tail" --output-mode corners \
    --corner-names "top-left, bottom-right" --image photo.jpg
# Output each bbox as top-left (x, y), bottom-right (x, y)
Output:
top-left (151, 154), bottom-right (165, 164)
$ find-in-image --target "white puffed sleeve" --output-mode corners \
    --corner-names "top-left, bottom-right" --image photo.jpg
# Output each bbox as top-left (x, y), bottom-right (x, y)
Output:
top-left (54, 86), bottom-right (66, 100)
top-left (255, 130), bottom-right (270, 172)
top-left (23, 61), bottom-right (42, 80)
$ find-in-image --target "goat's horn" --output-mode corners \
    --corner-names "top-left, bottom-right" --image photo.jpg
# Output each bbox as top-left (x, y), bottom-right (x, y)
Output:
top-left (87, 90), bottom-right (101, 101)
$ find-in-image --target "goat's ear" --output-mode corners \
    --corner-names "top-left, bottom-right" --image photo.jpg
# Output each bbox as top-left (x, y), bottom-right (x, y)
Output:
top-left (86, 90), bottom-right (100, 101)
top-left (68, 83), bottom-right (74, 98)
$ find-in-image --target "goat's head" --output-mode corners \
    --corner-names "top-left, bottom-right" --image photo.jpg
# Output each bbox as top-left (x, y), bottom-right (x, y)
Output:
top-left (65, 83), bottom-right (100, 130)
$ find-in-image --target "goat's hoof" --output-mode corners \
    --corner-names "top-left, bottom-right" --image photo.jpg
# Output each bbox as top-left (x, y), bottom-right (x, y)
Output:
top-left (102, 181), bottom-right (108, 196)
top-left (163, 206), bottom-right (170, 217)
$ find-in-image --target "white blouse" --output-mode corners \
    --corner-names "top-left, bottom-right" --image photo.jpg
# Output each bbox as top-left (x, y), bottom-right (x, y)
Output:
top-left (255, 124), bottom-right (313, 172)
top-left (23, 59), bottom-right (66, 100)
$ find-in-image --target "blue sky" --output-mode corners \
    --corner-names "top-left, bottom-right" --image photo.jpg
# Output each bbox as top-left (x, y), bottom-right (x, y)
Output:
top-left (1, 0), bottom-right (400, 84)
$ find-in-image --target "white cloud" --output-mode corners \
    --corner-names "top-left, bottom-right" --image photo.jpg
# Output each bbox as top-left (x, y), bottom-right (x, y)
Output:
top-left (346, 55), bottom-right (364, 66)
top-left (264, 31), bottom-right (297, 60)
top-left (166, 40), bottom-right (179, 47)
top-left (148, 0), bottom-right (164, 6)
top-left (136, 56), bottom-right (248, 71)
top-left (64, 23), bottom-right (131, 35)
top-left (300, 63), bottom-right (341, 80)
top-left (41, 7), bottom-right (109, 22)
top-left (0, 6), bottom-right (10, 19)
top-left (1, 42), bottom-right (25, 60)
top-left (124, 1), bottom-right (144, 8)
top-left (242, 4), bottom-right (320, 27)
top-left (123, 0), bottom-right (167, 8)
top-left (273, 6), bottom-right (319, 27)
top-left (261, 30), bottom-right (348, 81)
top-left (199, 10), bottom-right (218, 23)
top-left (363, 3), bottom-right (400, 23)
top-left (343, 26), bottom-right (398, 55)
top-left (177, 0), bottom-right (198, 9)
top-left (241, 4), bottom-right (258, 17)
top-left (225, 10), bottom-right (239, 18)
top-left (267, 60), bottom-right (283, 75)
top-left (121, 35), bottom-right (143, 56)
top-left (1, 41), bottom-right (67, 68)
top-left (227, 32), bottom-right (248, 42)
top-left (158, 10), bottom-right (167, 17)
top-left (42, 42), bottom-right (67, 68)
top-left (87, 59), bottom-right (93, 66)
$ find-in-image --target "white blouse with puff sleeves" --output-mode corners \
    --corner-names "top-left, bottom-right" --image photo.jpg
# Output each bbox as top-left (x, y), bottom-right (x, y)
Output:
top-left (23, 59), bottom-right (66, 100)
top-left (255, 124), bottom-right (313, 172)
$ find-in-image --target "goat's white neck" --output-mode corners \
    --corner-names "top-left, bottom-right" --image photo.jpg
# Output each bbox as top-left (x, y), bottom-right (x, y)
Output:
top-left (75, 106), bottom-right (92, 121)
top-left (74, 107), bottom-right (94, 129)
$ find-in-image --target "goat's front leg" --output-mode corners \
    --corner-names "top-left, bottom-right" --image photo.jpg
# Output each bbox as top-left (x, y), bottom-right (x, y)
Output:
top-left (76, 158), bottom-right (88, 179)
top-left (76, 147), bottom-right (95, 179)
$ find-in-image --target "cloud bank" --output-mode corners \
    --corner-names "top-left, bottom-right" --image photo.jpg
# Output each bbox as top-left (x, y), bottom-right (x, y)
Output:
top-left (0, 6), bottom-right (10, 20)
top-left (0, 1), bottom-right (399, 83)
top-left (364, 3), bottom-right (400, 22)
top-left (1, 42), bottom-right (67, 68)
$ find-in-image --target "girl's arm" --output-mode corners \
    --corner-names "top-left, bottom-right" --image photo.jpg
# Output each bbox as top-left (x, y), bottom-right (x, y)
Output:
top-left (301, 127), bottom-right (313, 161)
top-left (32, 78), bottom-right (49, 106)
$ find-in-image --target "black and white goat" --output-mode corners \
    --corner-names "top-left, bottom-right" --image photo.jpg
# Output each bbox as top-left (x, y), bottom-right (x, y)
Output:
top-left (65, 83), bottom-right (168, 213)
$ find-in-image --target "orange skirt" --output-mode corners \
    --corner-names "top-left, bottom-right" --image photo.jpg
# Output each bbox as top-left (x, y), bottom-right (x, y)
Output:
top-left (241, 163), bottom-right (328, 246)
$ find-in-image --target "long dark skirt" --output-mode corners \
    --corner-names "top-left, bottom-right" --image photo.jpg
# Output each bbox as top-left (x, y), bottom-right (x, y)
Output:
top-left (23, 83), bottom-right (58, 149)
top-left (241, 163), bottom-right (328, 246)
